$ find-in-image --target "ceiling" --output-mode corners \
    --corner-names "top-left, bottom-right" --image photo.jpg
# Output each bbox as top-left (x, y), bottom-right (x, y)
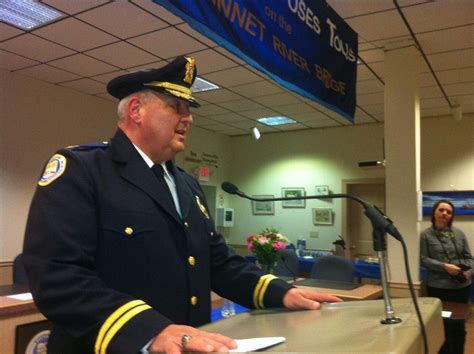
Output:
top-left (1, 0), bottom-right (473, 136)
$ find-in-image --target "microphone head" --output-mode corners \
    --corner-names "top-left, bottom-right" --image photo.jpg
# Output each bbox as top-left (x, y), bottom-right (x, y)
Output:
top-left (221, 181), bottom-right (239, 195)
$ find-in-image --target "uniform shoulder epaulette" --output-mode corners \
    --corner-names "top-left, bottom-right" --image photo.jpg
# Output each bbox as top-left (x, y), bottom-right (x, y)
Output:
top-left (66, 141), bottom-right (109, 151)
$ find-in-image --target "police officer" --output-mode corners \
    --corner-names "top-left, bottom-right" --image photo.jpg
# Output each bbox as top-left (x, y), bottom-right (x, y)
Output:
top-left (23, 56), bottom-right (341, 354)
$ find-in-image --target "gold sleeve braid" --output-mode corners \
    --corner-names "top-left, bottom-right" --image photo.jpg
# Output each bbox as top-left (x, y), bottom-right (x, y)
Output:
top-left (253, 274), bottom-right (278, 308)
top-left (95, 300), bottom-right (152, 354)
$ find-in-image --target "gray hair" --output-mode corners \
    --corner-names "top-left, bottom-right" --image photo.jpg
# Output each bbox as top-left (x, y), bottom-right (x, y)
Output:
top-left (117, 90), bottom-right (158, 122)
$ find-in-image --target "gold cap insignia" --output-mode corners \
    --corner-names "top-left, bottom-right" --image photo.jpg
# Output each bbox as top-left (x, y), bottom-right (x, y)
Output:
top-left (184, 56), bottom-right (195, 84)
top-left (38, 154), bottom-right (67, 186)
top-left (195, 196), bottom-right (210, 219)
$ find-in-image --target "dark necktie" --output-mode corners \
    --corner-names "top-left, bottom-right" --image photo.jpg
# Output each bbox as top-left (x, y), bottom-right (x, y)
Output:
top-left (151, 164), bottom-right (176, 211)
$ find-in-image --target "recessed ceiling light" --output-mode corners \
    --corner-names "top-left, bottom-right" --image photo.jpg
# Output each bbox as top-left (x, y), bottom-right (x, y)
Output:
top-left (257, 116), bottom-right (296, 126)
top-left (191, 77), bottom-right (220, 93)
top-left (0, 0), bottom-right (64, 30)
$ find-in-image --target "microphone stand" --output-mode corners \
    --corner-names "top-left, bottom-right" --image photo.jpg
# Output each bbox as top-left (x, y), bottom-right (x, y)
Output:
top-left (224, 186), bottom-right (402, 324)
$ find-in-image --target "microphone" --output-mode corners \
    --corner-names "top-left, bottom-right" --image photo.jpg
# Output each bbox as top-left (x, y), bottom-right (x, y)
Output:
top-left (220, 181), bottom-right (402, 246)
top-left (221, 181), bottom-right (244, 196)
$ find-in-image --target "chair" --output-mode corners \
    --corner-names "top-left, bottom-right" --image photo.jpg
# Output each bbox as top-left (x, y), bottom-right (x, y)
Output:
top-left (274, 249), bottom-right (299, 278)
top-left (13, 253), bottom-right (28, 284)
top-left (310, 255), bottom-right (355, 282)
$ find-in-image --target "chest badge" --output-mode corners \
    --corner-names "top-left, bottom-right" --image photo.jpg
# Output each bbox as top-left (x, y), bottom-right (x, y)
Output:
top-left (195, 196), bottom-right (210, 219)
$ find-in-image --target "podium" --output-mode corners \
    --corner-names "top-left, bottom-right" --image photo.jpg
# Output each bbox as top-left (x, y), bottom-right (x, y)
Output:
top-left (196, 297), bottom-right (444, 353)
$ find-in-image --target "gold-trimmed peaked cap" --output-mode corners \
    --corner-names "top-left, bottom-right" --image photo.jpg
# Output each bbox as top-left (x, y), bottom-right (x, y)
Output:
top-left (106, 55), bottom-right (200, 107)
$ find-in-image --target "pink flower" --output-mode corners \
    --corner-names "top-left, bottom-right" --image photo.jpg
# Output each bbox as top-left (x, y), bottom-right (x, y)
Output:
top-left (272, 241), bottom-right (286, 250)
top-left (246, 234), bottom-right (257, 243)
top-left (258, 236), bottom-right (269, 245)
top-left (247, 242), bottom-right (254, 251)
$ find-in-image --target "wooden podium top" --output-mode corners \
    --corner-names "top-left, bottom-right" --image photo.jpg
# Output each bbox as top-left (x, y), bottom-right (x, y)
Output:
top-left (186, 297), bottom-right (444, 354)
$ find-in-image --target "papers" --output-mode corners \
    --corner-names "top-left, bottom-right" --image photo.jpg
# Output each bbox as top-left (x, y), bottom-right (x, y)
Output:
top-left (441, 311), bottom-right (452, 318)
top-left (6, 292), bottom-right (33, 300)
top-left (230, 337), bottom-right (286, 352)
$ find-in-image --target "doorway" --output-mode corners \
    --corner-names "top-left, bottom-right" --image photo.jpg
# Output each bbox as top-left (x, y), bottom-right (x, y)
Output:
top-left (343, 179), bottom-right (385, 259)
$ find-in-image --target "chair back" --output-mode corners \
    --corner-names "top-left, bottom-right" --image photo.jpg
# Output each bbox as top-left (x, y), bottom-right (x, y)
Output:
top-left (13, 253), bottom-right (28, 284)
top-left (274, 249), bottom-right (298, 278)
top-left (310, 255), bottom-right (355, 282)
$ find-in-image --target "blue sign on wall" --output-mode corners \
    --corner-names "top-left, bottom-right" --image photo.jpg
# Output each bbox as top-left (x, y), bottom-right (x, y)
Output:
top-left (152, 0), bottom-right (358, 122)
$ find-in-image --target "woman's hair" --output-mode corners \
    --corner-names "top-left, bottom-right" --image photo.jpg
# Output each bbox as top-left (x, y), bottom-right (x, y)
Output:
top-left (431, 199), bottom-right (455, 228)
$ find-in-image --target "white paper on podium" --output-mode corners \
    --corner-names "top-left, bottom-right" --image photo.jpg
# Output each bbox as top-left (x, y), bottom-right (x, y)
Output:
top-left (7, 292), bottom-right (33, 300)
top-left (230, 336), bottom-right (286, 352)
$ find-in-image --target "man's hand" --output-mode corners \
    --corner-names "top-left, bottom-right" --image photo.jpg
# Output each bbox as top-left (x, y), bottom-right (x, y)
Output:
top-left (149, 324), bottom-right (237, 354)
top-left (283, 287), bottom-right (343, 310)
top-left (444, 263), bottom-right (461, 276)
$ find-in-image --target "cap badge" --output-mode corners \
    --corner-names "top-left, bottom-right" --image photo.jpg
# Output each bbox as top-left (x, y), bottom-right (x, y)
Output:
top-left (38, 154), bottom-right (67, 186)
top-left (184, 56), bottom-right (195, 84)
top-left (195, 195), bottom-right (210, 219)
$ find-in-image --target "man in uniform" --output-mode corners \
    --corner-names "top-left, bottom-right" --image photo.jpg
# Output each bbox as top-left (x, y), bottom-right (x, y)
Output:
top-left (23, 56), bottom-right (341, 354)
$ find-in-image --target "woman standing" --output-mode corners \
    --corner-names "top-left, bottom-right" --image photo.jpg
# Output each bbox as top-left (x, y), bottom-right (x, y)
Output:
top-left (421, 200), bottom-right (472, 354)
top-left (420, 200), bottom-right (472, 303)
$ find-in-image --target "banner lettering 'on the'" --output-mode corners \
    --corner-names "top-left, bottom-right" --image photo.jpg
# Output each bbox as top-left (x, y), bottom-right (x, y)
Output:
top-left (153, 0), bottom-right (358, 122)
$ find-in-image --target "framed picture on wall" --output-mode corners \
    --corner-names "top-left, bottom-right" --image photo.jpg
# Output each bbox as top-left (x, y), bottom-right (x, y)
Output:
top-left (315, 185), bottom-right (329, 196)
top-left (422, 190), bottom-right (474, 215)
top-left (281, 188), bottom-right (306, 208)
top-left (313, 207), bottom-right (333, 225)
top-left (252, 195), bottom-right (275, 215)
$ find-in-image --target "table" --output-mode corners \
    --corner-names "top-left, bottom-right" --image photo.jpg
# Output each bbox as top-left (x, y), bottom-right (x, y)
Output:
top-left (184, 297), bottom-right (444, 353)
top-left (245, 255), bottom-right (429, 281)
top-left (354, 260), bottom-right (428, 281)
top-left (0, 285), bottom-right (47, 354)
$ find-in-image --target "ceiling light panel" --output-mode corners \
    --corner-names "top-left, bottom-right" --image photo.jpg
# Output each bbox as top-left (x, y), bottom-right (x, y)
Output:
top-left (0, 0), bottom-right (64, 30)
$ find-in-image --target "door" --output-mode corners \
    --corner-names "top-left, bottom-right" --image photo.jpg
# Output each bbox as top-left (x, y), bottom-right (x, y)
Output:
top-left (345, 181), bottom-right (385, 259)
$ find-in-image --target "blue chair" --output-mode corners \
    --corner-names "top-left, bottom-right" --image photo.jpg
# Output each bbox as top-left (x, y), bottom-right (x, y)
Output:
top-left (310, 255), bottom-right (355, 282)
top-left (274, 249), bottom-right (298, 278)
top-left (13, 253), bottom-right (28, 284)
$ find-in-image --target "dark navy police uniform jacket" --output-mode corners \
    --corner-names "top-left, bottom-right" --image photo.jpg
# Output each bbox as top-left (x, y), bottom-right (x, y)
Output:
top-left (23, 129), bottom-right (292, 354)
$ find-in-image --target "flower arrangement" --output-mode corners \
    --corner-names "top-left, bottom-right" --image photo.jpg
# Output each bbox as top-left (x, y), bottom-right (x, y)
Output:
top-left (246, 228), bottom-right (288, 269)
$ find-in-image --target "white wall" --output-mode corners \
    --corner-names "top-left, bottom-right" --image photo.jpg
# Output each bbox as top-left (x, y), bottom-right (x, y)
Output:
top-left (226, 124), bottom-right (386, 249)
top-left (224, 114), bottom-right (474, 252)
top-left (1, 69), bottom-right (117, 261)
top-left (419, 115), bottom-right (474, 236)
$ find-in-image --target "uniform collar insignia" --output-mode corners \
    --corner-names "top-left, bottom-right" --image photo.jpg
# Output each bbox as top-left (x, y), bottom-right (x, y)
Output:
top-left (195, 195), bottom-right (210, 219)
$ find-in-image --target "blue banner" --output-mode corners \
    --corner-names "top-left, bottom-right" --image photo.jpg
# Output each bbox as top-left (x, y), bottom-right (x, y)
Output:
top-left (152, 0), bottom-right (357, 122)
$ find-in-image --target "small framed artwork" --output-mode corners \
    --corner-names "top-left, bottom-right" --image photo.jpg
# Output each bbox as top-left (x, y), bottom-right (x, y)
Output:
top-left (422, 190), bottom-right (474, 215)
top-left (252, 195), bottom-right (275, 215)
top-left (281, 188), bottom-right (306, 208)
top-left (313, 207), bottom-right (333, 225)
top-left (315, 185), bottom-right (329, 196)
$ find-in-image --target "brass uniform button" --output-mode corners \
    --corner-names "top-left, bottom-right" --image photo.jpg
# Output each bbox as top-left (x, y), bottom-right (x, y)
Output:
top-left (124, 227), bottom-right (133, 236)
top-left (190, 296), bottom-right (198, 305)
top-left (184, 221), bottom-right (189, 228)
top-left (188, 256), bottom-right (196, 266)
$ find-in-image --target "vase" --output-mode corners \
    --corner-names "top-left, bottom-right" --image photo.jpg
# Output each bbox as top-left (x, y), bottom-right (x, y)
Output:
top-left (257, 261), bottom-right (276, 275)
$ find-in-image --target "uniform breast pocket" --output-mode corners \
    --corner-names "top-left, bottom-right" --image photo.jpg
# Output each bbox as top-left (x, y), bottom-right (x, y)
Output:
top-left (101, 210), bottom-right (156, 242)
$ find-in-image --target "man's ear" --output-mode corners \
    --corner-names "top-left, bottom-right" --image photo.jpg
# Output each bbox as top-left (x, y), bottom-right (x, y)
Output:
top-left (128, 96), bottom-right (142, 123)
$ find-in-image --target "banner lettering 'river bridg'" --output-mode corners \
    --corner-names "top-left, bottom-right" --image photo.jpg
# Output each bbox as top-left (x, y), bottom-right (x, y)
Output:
top-left (153, 0), bottom-right (358, 122)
